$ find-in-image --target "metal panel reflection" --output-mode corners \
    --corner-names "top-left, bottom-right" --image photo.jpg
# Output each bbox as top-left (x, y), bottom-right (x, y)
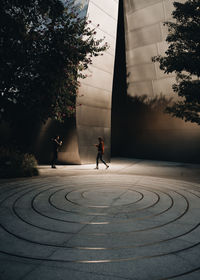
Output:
top-left (76, 0), bottom-right (119, 163)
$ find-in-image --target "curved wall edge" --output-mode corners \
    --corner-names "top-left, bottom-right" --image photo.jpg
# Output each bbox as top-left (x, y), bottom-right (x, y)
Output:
top-left (76, 0), bottom-right (119, 164)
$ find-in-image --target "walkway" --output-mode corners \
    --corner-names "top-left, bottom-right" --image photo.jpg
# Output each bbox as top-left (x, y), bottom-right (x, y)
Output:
top-left (0, 158), bottom-right (200, 280)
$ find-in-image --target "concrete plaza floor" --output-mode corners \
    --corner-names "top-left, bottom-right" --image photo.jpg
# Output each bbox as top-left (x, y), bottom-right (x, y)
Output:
top-left (0, 158), bottom-right (200, 280)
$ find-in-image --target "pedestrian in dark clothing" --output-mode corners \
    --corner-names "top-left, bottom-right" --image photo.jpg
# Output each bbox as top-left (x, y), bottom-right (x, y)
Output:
top-left (94, 137), bottom-right (109, 169)
top-left (51, 135), bottom-right (62, 168)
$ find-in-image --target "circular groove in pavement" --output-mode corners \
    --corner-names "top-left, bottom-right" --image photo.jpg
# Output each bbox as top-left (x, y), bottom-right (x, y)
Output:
top-left (47, 188), bottom-right (175, 224)
top-left (65, 188), bottom-right (145, 208)
top-left (15, 185), bottom-right (177, 226)
top-left (34, 187), bottom-right (162, 223)
top-left (0, 175), bottom-right (200, 279)
top-left (11, 188), bottom-right (189, 236)
top-left (49, 188), bottom-right (144, 215)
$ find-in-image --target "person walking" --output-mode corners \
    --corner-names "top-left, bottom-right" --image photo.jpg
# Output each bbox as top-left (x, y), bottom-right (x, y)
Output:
top-left (94, 137), bottom-right (109, 169)
top-left (51, 135), bottom-right (62, 168)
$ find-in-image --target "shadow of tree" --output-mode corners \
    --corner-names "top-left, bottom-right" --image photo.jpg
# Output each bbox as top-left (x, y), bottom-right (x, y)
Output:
top-left (112, 93), bottom-right (173, 157)
top-left (112, 93), bottom-right (200, 163)
top-left (126, 94), bottom-right (173, 113)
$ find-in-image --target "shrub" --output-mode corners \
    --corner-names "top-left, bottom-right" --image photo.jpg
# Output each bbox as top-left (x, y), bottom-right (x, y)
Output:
top-left (0, 147), bottom-right (39, 178)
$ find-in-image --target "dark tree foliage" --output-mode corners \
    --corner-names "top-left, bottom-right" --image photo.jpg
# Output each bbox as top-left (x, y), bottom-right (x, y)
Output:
top-left (152, 0), bottom-right (200, 124)
top-left (0, 0), bottom-right (107, 127)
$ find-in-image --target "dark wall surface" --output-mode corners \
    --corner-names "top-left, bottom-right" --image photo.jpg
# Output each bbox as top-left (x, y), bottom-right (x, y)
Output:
top-left (111, 0), bottom-right (200, 164)
top-left (33, 117), bottom-right (81, 165)
top-left (123, 97), bottom-right (200, 163)
top-left (112, 93), bottom-right (200, 164)
top-left (111, 0), bottom-right (127, 157)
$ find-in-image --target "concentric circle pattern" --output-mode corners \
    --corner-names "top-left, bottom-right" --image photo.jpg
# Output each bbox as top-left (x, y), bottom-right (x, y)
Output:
top-left (0, 174), bottom-right (200, 279)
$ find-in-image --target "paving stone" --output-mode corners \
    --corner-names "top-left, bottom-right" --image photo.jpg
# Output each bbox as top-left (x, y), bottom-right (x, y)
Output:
top-left (0, 158), bottom-right (200, 280)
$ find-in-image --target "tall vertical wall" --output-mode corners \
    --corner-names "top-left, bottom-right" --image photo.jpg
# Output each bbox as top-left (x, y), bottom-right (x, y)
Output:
top-left (124, 0), bottom-right (184, 98)
top-left (31, 0), bottom-right (90, 165)
top-left (123, 0), bottom-right (200, 163)
top-left (31, 0), bottom-right (119, 165)
top-left (76, 0), bottom-right (119, 164)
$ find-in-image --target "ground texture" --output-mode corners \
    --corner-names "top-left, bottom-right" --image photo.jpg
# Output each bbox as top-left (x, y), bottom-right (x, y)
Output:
top-left (0, 158), bottom-right (200, 280)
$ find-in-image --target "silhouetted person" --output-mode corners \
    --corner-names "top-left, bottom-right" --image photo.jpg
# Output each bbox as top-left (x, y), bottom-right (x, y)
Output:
top-left (94, 137), bottom-right (109, 169)
top-left (51, 135), bottom-right (62, 168)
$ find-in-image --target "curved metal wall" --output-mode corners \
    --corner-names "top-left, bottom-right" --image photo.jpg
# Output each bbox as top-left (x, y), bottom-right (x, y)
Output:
top-left (32, 0), bottom-right (119, 165)
top-left (124, 0), bottom-right (183, 98)
top-left (123, 0), bottom-right (200, 163)
top-left (76, 0), bottom-right (119, 164)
